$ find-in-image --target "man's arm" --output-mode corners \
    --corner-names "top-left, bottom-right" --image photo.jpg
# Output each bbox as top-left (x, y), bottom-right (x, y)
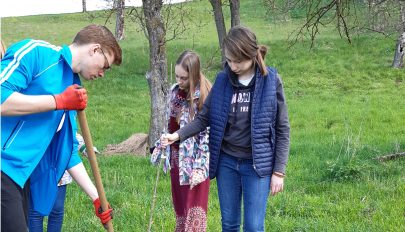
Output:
top-left (1, 84), bottom-right (88, 116)
top-left (1, 92), bottom-right (56, 116)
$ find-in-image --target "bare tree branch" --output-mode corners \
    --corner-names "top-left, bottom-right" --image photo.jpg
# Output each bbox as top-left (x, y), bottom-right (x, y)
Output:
top-left (128, 1), bottom-right (200, 44)
top-left (374, 152), bottom-right (405, 161)
top-left (128, 7), bottom-right (149, 39)
top-left (288, 0), bottom-right (337, 48)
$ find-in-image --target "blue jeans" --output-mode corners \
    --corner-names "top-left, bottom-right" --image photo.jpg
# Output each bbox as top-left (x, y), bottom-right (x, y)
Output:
top-left (216, 153), bottom-right (271, 232)
top-left (29, 185), bottom-right (67, 232)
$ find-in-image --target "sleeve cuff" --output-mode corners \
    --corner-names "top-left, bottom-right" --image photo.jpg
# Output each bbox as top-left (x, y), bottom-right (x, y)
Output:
top-left (67, 153), bottom-right (82, 169)
top-left (273, 162), bottom-right (286, 175)
top-left (1, 87), bottom-right (14, 104)
top-left (177, 130), bottom-right (185, 142)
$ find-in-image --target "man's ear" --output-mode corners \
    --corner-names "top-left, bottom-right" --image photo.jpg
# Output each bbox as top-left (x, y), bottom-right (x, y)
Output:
top-left (89, 44), bottom-right (101, 56)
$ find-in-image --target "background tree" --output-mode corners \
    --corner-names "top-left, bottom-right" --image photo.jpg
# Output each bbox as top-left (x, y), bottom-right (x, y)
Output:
top-left (115, 0), bottom-right (125, 40)
top-left (209, 0), bottom-right (227, 63)
top-left (392, 1), bottom-right (405, 67)
top-left (265, 0), bottom-right (405, 68)
top-left (229, 0), bottom-right (240, 27)
top-left (82, 0), bottom-right (87, 13)
top-left (127, 1), bottom-right (197, 145)
top-left (209, 0), bottom-right (240, 63)
top-left (142, 0), bottom-right (168, 145)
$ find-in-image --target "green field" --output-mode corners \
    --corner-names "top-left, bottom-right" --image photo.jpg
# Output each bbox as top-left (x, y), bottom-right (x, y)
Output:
top-left (2, 0), bottom-right (405, 231)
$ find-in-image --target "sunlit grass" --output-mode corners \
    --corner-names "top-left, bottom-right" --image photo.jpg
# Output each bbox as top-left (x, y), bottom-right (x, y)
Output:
top-left (2, 0), bottom-right (404, 231)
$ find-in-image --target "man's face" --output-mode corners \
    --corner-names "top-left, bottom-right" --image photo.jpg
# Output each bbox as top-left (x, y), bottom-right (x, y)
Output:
top-left (80, 46), bottom-right (113, 80)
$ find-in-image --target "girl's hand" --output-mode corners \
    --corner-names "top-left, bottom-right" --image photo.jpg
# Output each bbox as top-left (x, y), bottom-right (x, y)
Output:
top-left (160, 133), bottom-right (179, 147)
top-left (270, 174), bottom-right (284, 196)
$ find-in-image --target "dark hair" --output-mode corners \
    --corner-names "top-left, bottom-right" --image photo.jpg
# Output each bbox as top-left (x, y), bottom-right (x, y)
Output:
top-left (176, 50), bottom-right (212, 119)
top-left (222, 25), bottom-right (268, 76)
top-left (73, 24), bottom-right (122, 66)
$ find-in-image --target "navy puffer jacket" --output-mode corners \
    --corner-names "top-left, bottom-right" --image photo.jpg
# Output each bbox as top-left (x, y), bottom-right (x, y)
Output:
top-left (209, 66), bottom-right (277, 178)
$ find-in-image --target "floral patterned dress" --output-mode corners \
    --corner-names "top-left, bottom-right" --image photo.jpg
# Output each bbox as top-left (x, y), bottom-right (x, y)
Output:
top-left (168, 86), bottom-right (210, 232)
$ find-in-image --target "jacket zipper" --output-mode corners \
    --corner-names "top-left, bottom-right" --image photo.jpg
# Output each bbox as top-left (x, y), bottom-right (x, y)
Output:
top-left (251, 76), bottom-right (259, 171)
top-left (214, 82), bottom-right (231, 176)
top-left (2, 120), bottom-right (25, 150)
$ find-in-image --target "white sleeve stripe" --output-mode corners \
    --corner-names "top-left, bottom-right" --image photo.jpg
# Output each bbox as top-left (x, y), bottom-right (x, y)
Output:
top-left (0, 40), bottom-right (52, 78)
top-left (34, 59), bottom-right (63, 78)
top-left (0, 40), bottom-right (37, 79)
top-left (0, 40), bottom-right (62, 85)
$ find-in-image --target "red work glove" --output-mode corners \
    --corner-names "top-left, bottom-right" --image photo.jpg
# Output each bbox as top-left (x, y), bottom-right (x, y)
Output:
top-left (93, 198), bottom-right (113, 225)
top-left (53, 84), bottom-right (87, 110)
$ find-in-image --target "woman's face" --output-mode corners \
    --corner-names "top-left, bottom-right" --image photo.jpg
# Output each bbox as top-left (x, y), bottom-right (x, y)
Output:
top-left (175, 65), bottom-right (190, 90)
top-left (225, 50), bottom-right (254, 78)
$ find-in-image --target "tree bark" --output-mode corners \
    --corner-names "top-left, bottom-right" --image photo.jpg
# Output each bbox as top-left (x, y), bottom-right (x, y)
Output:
top-left (400, 0), bottom-right (405, 32)
top-left (82, 0), bottom-right (86, 13)
top-left (392, 1), bottom-right (405, 68)
top-left (142, 0), bottom-right (169, 145)
top-left (115, 0), bottom-right (125, 40)
top-left (229, 0), bottom-right (240, 27)
top-left (392, 32), bottom-right (405, 68)
top-left (209, 0), bottom-right (227, 63)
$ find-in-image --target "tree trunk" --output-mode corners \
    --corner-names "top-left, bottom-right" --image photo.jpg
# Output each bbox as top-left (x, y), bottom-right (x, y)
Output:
top-left (400, 0), bottom-right (405, 32)
top-left (392, 32), bottom-right (405, 68)
top-left (142, 0), bottom-right (169, 145)
top-left (392, 2), bottom-right (405, 68)
top-left (209, 0), bottom-right (227, 64)
top-left (229, 0), bottom-right (240, 27)
top-left (82, 0), bottom-right (87, 13)
top-left (115, 0), bottom-right (125, 40)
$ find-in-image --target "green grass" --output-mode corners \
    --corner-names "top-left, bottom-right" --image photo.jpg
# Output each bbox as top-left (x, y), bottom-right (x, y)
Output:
top-left (2, 0), bottom-right (405, 231)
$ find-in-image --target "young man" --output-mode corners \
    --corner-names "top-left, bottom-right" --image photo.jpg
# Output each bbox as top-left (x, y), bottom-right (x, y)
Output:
top-left (1, 24), bottom-right (122, 232)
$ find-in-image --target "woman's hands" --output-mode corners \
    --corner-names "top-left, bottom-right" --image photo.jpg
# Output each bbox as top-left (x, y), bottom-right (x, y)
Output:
top-left (270, 173), bottom-right (284, 196)
top-left (160, 132), bottom-right (180, 147)
top-left (93, 198), bottom-right (113, 226)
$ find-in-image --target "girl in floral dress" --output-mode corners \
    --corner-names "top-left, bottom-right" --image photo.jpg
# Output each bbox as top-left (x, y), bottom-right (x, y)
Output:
top-left (153, 50), bottom-right (212, 231)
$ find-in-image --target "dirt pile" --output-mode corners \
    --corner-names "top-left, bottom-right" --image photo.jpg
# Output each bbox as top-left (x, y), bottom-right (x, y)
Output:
top-left (103, 133), bottom-right (149, 156)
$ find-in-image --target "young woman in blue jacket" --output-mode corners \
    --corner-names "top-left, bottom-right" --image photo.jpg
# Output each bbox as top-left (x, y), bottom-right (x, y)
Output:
top-left (162, 25), bottom-right (290, 232)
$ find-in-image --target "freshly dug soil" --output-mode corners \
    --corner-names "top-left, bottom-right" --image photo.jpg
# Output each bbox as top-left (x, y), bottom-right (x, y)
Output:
top-left (103, 133), bottom-right (149, 156)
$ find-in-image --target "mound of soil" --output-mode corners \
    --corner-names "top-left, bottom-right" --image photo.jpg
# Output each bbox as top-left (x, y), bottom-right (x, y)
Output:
top-left (103, 133), bottom-right (149, 156)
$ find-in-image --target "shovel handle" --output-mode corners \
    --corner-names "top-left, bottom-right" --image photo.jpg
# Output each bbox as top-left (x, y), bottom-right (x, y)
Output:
top-left (77, 110), bottom-right (114, 232)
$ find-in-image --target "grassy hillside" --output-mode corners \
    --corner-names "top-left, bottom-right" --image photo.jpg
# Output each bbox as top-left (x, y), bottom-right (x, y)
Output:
top-left (2, 0), bottom-right (404, 231)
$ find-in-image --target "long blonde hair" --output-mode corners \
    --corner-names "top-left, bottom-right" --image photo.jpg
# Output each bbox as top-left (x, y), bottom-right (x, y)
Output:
top-left (222, 26), bottom-right (268, 76)
top-left (176, 50), bottom-right (212, 119)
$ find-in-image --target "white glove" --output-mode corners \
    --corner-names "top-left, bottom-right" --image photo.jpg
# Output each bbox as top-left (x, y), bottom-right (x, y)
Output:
top-left (76, 133), bottom-right (100, 157)
top-left (79, 145), bottom-right (100, 157)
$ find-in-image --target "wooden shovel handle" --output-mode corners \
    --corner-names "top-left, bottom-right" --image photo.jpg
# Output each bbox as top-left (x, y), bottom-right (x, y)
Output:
top-left (77, 110), bottom-right (114, 232)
